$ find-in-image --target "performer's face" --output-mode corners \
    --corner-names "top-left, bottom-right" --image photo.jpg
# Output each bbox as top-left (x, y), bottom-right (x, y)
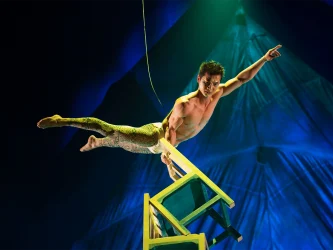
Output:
top-left (197, 73), bottom-right (221, 97)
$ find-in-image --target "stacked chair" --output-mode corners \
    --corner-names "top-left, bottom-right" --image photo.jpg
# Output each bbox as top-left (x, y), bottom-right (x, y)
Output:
top-left (142, 138), bottom-right (242, 250)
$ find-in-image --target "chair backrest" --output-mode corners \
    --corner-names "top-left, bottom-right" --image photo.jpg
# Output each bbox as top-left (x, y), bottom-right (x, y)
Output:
top-left (159, 178), bottom-right (209, 236)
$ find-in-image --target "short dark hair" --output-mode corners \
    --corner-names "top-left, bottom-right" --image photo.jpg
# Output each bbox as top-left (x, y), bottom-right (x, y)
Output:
top-left (199, 60), bottom-right (225, 79)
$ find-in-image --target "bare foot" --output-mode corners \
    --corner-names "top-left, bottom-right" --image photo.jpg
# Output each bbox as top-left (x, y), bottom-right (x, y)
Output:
top-left (37, 115), bottom-right (62, 129)
top-left (80, 135), bottom-right (98, 152)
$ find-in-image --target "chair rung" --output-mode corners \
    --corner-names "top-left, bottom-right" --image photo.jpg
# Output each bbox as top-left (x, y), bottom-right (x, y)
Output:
top-left (180, 195), bottom-right (221, 226)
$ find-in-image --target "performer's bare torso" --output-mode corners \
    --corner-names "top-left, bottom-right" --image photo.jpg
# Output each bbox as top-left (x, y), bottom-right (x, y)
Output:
top-left (163, 88), bottom-right (223, 145)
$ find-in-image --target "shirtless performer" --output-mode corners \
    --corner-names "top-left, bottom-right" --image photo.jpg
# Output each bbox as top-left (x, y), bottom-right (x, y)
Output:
top-left (37, 45), bottom-right (282, 165)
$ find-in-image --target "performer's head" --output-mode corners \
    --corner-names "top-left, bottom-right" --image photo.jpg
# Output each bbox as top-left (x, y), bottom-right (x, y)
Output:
top-left (197, 60), bottom-right (225, 97)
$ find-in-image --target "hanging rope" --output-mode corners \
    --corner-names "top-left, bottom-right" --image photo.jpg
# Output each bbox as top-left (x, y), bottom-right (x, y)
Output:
top-left (141, 0), bottom-right (163, 106)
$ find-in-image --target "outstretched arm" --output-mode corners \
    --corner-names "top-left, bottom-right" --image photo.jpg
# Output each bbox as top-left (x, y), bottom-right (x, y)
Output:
top-left (219, 44), bottom-right (282, 97)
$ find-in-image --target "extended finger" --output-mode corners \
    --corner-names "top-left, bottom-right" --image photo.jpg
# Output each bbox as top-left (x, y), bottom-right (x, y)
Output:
top-left (165, 157), bottom-right (172, 165)
top-left (162, 154), bottom-right (171, 163)
top-left (273, 44), bottom-right (282, 50)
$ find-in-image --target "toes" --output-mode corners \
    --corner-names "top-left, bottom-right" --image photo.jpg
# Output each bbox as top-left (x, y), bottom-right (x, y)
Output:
top-left (80, 144), bottom-right (89, 152)
top-left (37, 120), bottom-right (44, 128)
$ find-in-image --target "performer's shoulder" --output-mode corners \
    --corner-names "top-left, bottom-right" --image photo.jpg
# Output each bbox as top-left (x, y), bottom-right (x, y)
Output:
top-left (176, 95), bottom-right (188, 105)
top-left (177, 92), bottom-right (196, 103)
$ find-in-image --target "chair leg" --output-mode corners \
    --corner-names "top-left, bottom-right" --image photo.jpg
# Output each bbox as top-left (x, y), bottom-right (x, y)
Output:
top-left (208, 231), bottom-right (230, 247)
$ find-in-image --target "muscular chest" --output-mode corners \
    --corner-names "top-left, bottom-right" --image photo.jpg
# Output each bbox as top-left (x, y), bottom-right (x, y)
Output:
top-left (183, 99), bottom-right (218, 127)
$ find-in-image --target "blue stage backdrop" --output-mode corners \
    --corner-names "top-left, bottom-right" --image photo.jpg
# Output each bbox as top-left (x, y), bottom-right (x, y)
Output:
top-left (66, 2), bottom-right (333, 250)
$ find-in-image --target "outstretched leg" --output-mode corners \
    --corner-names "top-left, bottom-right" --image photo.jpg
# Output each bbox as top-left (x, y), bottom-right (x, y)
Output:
top-left (80, 135), bottom-right (153, 154)
top-left (37, 115), bottom-right (161, 148)
top-left (37, 115), bottom-right (115, 136)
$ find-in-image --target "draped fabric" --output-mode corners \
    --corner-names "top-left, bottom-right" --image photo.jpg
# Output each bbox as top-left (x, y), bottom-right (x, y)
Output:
top-left (72, 13), bottom-right (333, 250)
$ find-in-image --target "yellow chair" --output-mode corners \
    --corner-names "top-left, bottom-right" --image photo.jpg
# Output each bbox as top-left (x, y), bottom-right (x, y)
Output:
top-left (147, 138), bottom-right (242, 248)
top-left (143, 193), bottom-right (208, 250)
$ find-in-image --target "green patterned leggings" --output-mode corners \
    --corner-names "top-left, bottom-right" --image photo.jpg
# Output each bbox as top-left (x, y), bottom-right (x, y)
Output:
top-left (57, 117), bottom-right (161, 153)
